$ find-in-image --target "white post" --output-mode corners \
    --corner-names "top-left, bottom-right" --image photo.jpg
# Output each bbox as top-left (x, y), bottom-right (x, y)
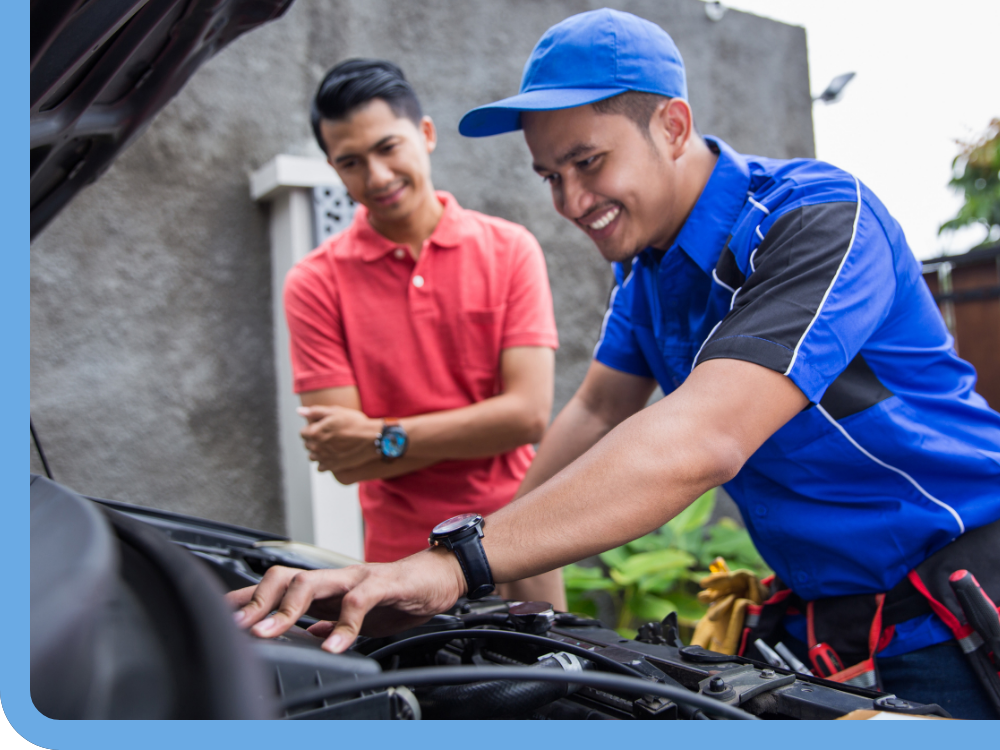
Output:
top-left (251, 156), bottom-right (363, 559)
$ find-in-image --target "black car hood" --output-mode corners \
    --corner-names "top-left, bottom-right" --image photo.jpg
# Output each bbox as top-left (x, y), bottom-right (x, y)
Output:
top-left (30, 0), bottom-right (294, 239)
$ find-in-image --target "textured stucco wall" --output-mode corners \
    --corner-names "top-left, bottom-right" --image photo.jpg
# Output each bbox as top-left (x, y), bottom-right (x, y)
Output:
top-left (30, 0), bottom-right (813, 534)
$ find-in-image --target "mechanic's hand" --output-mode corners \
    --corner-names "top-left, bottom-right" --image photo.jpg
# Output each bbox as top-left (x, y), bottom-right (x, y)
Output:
top-left (226, 547), bottom-right (467, 653)
top-left (298, 405), bottom-right (381, 473)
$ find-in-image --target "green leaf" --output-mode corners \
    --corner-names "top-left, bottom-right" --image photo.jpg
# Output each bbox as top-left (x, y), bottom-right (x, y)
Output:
top-left (628, 593), bottom-right (677, 625)
top-left (702, 519), bottom-right (770, 573)
top-left (668, 490), bottom-right (716, 536)
top-left (562, 563), bottom-right (618, 592)
top-left (670, 590), bottom-right (709, 625)
top-left (611, 549), bottom-right (695, 585)
top-left (626, 530), bottom-right (670, 554)
top-left (565, 594), bottom-right (600, 620)
top-left (637, 566), bottom-right (687, 594)
top-left (599, 546), bottom-right (630, 570)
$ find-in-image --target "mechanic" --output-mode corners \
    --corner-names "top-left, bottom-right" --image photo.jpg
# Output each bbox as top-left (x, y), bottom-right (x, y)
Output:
top-left (284, 58), bottom-right (564, 605)
top-left (232, 12), bottom-right (1000, 717)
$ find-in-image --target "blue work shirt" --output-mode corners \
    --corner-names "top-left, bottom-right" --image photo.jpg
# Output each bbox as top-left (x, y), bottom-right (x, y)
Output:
top-left (594, 137), bottom-right (1000, 652)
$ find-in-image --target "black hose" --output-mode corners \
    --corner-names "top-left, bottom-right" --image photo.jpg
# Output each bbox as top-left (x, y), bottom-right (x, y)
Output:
top-left (365, 628), bottom-right (646, 678)
top-left (364, 626), bottom-right (710, 718)
top-left (418, 655), bottom-right (579, 719)
top-left (280, 665), bottom-right (758, 720)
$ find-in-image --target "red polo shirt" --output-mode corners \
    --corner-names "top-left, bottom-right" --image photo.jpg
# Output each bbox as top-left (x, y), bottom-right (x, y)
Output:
top-left (284, 192), bottom-right (559, 562)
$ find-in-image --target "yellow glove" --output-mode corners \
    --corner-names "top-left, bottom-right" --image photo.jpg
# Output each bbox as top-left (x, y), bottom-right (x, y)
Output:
top-left (690, 558), bottom-right (764, 655)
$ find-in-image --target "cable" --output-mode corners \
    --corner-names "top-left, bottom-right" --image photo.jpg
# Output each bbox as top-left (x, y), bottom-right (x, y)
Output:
top-left (362, 627), bottom-right (714, 720)
top-left (30, 419), bottom-right (53, 480)
top-left (280, 665), bottom-right (758, 719)
top-left (365, 628), bottom-right (645, 678)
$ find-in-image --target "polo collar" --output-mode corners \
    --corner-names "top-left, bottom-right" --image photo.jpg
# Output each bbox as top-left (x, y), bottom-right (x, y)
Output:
top-left (658, 136), bottom-right (751, 276)
top-left (355, 191), bottom-right (465, 262)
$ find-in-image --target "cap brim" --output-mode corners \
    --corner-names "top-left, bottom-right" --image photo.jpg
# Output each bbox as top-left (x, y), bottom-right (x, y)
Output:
top-left (458, 87), bottom-right (628, 137)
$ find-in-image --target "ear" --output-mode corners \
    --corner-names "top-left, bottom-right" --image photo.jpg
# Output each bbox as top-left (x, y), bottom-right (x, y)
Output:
top-left (420, 115), bottom-right (438, 154)
top-left (652, 98), bottom-right (695, 158)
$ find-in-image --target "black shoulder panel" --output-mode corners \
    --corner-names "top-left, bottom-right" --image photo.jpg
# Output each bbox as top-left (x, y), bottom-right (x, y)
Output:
top-left (696, 201), bottom-right (859, 374)
top-left (819, 353), bottom-right (894, 420)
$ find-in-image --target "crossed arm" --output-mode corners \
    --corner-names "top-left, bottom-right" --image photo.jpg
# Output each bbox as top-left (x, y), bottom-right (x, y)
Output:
top-left (297, 345), bottom-right (555, 484)
top-left (229, 357), bottom-right (807, 652)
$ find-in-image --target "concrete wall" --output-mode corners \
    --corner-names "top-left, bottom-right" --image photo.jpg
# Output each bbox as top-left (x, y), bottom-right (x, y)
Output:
top-left (30, 0), bottom-right (814, 535)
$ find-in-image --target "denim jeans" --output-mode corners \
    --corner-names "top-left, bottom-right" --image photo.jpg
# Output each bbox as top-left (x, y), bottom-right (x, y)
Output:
top-left (877, 639), bottom-right (999, 720)
top-left (778, 627), bottom-right (998, 719)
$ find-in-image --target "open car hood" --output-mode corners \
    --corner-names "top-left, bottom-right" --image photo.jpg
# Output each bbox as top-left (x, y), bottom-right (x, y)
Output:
top-left (30, 0), bottom-right (294, 239)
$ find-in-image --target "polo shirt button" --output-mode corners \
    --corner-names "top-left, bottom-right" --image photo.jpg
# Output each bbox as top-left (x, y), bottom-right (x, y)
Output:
top-left (754, 505), bottom-right (767, 517)
top-left (394, 248), bottom-right (405, 259)
top-left (412, 275), bottom-right (425, 288)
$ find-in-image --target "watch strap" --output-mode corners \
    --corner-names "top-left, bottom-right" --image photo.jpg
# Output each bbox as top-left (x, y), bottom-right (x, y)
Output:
top-left (450, 529), bottom-right (495, 600)
top-left (375, 419), bottom-right (407, 461)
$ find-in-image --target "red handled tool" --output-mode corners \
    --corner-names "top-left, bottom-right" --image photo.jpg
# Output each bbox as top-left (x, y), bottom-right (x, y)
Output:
top-left (949, 570), bottom-right (1000, 660)
top-left (948, 569), bottom-right (1000, 716)
top-left (808, 642), bottom-right (844, 678)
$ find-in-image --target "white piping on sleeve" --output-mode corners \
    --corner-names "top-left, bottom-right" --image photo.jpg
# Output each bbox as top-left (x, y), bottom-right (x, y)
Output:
top-left (593, 258), bottom-right (637, 358)
top-left (749, 246), bottom-right (760, 274)
top-left (747, 194), bottom-right (770, 215)
top-left (784, 177), bottom-right (862, 377)
top-left (755, 225), bottom-right (765, 242)
top-left (711, 268), bottom-right (735, 293)
top-left (691, 319), bottom-right (724, 372)
top-left (691, 285), bottom-right (741, 371)
top-left (816, 405), bottom-right (965, 535)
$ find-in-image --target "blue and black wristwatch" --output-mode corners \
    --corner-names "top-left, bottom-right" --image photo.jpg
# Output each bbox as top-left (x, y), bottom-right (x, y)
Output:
top-left (374, 418), bottom-right (408, 462)
top-left (429, 513), bottom-right (495, 600)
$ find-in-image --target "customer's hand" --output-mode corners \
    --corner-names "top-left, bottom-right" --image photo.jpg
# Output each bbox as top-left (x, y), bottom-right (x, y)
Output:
top-left (298, 405), bottom-right (381, 472)
top-left (226, 547), bottom-right (467, 653)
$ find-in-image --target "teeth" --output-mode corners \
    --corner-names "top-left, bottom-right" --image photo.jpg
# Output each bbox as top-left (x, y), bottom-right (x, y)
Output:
top-left (588, 205), bottom-right (620, 230)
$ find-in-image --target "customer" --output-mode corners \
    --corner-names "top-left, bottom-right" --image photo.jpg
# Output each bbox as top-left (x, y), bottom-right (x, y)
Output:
top-left (285, 59), bottom-right (564, 606)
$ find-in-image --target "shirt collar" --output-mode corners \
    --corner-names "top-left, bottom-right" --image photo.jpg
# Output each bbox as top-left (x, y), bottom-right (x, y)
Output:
top-left (659, 136), bottom-right (751, 276)
top-left (354, 191), bottom-right (464, 262)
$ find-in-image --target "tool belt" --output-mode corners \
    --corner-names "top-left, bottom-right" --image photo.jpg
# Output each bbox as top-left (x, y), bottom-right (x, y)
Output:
top-left (738, 518), bottom-right (1000, 691)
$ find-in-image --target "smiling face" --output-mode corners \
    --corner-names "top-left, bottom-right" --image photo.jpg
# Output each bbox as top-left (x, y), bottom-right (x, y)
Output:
top-left (320, 98), bottom-right (438, 232)
top-left (523, 99), bottom-right (698, 263)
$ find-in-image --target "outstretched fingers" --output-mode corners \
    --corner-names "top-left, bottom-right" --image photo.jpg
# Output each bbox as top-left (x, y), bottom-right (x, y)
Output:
top-left (227, 566), bottom-right (299, 629)
top-left (249, 569), bottom-right (321, 638)
top-left (321, 583), bottom-right (381, 654)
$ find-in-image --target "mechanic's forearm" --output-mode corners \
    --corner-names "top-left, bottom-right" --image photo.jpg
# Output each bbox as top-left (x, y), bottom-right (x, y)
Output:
top-left (512, 394), bottom-right (618, 500)
top-left (482, 396), bottom-right (734, 583)
top-left (400, 392), bottom-right (548, 461)
top-left (478, 359), bottom-right (807, 583)
top-left (334, 456), bottom-right (440, 484)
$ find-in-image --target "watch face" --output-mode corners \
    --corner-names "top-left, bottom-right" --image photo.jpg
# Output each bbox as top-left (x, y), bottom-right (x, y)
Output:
top-left (380, 426), bottom-right (408, 459)
top-left (432, 513), bottom-right (481, 536)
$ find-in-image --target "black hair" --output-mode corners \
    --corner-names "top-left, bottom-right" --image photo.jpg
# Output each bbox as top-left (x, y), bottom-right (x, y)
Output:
top-left (311, 59), bottom-right (423, 155)
top-left (592, 91), bottom-right (670, 142)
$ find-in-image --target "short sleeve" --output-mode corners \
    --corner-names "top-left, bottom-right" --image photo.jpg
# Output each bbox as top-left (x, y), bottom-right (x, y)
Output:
top-left (501, 230), bottom-right (559, 350)
top-left (695, 190), bottom-right (896, 403)
top-left (283, 258), bottom-right (357, 394)
top-left (593, 260), bottom-right (654, 379)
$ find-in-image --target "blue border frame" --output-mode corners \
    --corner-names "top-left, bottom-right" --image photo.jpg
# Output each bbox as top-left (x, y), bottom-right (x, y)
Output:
top-left (4, 1), bottom-right (995, 745)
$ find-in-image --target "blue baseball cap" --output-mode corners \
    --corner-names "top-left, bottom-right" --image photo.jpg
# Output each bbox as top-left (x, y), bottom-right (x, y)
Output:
top-left (459, 8), bottom-right (687, 138)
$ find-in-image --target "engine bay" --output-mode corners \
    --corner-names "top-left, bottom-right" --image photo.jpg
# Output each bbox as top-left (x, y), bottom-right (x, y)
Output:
top-left (30, 474), bottom-right (949, 721)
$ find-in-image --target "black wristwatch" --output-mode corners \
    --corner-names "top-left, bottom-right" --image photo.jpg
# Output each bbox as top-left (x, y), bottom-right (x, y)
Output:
top-left (428, 513), bottom-right (495, 600)
top-left (374, 418), bottom-right (408, 462)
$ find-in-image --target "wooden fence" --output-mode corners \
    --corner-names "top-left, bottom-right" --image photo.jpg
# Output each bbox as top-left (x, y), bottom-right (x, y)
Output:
top-left (922, 243), bottom-right (1000, 411)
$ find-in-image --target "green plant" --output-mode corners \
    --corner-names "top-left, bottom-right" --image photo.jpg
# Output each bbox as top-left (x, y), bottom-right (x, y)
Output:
top-left (939, 118), bottom-right (1000, 247)
top-left (563, 490), bottom-right (771, 639)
